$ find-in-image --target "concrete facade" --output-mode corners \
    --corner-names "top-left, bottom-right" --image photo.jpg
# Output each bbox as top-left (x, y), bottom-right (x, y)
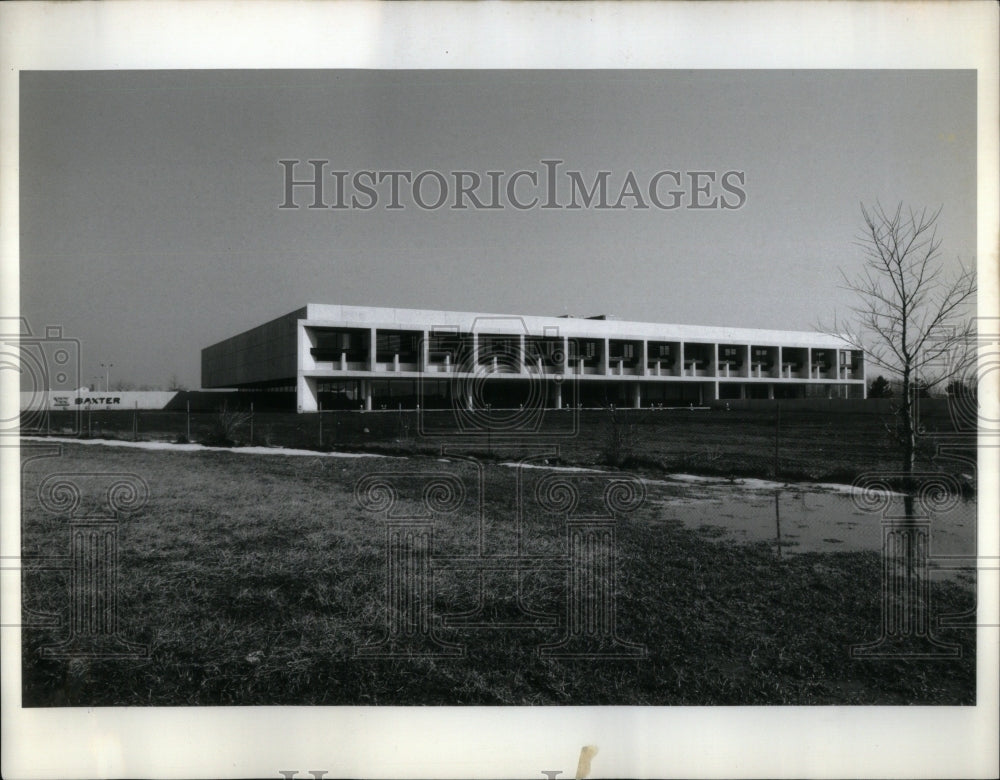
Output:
top-left (201, 304), bottom-right (866, 412)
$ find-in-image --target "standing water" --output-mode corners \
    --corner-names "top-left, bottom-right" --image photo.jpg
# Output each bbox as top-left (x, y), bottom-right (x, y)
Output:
top-left (646, 476), bottom-right (976, 581)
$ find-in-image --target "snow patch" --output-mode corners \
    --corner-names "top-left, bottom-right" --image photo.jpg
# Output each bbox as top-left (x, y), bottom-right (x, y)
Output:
top-left (20, 436), bottom-right (392, 458)
top-left (498, 462), bottom-right (606, 473)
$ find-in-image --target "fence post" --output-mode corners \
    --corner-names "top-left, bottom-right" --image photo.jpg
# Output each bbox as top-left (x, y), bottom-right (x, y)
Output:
top-left (319, 401), bottom-right (323, 447)
top-left (250, 402), bottom-right (254, 446)
top-left (774, 401), bottom-right (781, 479)
top-left (133, 401), bottom-right (138, 441)
top-left (774, 490), bottom-right (783, 559)
top-left (186, 400), bottom-right (190, 441)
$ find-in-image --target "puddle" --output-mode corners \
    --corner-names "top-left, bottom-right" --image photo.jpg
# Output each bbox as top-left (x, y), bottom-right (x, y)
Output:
top-left (648, 485), bottom-right (977, 580)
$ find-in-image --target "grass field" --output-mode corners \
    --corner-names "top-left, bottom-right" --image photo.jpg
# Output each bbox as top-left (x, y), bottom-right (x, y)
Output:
top-left (20, 440), bottom-right (976, 706)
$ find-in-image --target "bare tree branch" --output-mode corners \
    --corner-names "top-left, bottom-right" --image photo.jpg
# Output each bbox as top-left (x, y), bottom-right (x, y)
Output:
top-left (820, 202), bottom-right (977, 479)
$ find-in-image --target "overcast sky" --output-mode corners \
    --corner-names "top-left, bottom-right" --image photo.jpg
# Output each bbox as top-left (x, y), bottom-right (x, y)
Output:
top-left (19, 69), bottom-right (975, 389)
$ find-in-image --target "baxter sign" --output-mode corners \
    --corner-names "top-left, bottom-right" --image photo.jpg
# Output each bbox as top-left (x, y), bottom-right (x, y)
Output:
top-left (69, 396), bottom-right (122, 405)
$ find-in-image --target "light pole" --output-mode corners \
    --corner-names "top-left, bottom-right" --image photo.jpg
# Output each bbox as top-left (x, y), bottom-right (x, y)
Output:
top-left (100, 363), bottom-right (114, 392)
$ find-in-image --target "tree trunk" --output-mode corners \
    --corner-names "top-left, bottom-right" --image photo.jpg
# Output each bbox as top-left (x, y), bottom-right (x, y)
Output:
top-left (900, 369), bottom-right (916, 518)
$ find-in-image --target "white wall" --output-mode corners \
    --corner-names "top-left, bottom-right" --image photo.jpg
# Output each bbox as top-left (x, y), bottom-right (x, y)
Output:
top-left (20, 390), bottom-right (180, 411)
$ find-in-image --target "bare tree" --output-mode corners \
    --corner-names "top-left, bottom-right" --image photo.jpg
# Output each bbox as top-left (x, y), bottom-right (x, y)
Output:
top-left (832, 202), bottom-right (976, 482)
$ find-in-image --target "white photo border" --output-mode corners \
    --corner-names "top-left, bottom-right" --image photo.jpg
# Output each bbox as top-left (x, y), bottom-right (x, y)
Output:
top-left (1, 2), bottom-right (997, 778)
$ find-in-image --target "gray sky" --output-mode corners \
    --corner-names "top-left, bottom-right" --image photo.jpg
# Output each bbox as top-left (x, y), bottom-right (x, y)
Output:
top-left (19, 70), bottom-right (976, 389)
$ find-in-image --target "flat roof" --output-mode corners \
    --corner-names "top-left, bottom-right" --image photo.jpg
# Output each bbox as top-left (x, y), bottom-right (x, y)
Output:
top-left (299, 303), bottom-right (853, 349)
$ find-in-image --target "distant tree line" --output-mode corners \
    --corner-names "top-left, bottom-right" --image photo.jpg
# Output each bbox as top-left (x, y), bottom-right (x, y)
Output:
top-left (868, 374), bottom-right (976, 401)
top-left (87, 373), bottom-right (188, 392)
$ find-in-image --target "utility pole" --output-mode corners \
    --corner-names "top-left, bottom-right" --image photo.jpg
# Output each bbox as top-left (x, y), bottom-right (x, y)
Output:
top-left (100, 362), bottom-right (114, 392)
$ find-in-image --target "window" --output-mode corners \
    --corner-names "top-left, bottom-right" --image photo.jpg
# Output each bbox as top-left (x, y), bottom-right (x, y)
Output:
top-left (429, 333), bottom-right (470, 363)
top-left (611, 342), bottom-right (635, 360)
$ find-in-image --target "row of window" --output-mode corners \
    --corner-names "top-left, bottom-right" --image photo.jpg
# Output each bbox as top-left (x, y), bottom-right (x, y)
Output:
top-left (309, 379), bottom-right (866, 410)
top-left (307, 328), bottom-right (861, 369)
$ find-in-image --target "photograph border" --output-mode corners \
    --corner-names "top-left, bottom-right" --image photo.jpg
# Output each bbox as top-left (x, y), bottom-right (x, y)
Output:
top-left (1, 2), bottom-right (997, 778)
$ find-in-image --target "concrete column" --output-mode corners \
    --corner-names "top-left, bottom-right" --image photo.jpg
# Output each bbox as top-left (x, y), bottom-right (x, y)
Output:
top-left (369, 328), bottom-right (377, 371)
top-left (711, 343), bottom-right (719, 377)
top-left (519, 334), bottom-right (526, 373)
top-left (679, 343), bottom-right (685, 377)
top-left (555, 380), bottom-right (563, 409)
top-left (393, 353), bottom-right (400, 372)
top-left (777, 346), bottom-right (783, 379)
top-left (364, 380), bottom-right (372, 411)
top-left (642, 340), bottom-right (649, 376)
top-left (299, 323), bottom-right (316, 373)
top-left (807, 347), bottom-right (813, 379)
top-left (632, 383), bottom-right (641, 409)
top-left (421, 331), bottom-right (430, 372)
top-left (562, 336), bottom-right (570, 374)
top-left (602, 339), bottom-right (610, 376)
top-left (471, 332), bottom-right (479, 371)
top-left (768, 383), bottom-right (774, 400)
top-left (340, 352), bottom-right (347, 371)
top-left (297, 375), bottom-right (318, 413)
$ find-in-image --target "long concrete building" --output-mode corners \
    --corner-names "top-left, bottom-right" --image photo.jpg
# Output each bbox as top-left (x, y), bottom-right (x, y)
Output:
top-left (201, 304), bottom-right (866, 412)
